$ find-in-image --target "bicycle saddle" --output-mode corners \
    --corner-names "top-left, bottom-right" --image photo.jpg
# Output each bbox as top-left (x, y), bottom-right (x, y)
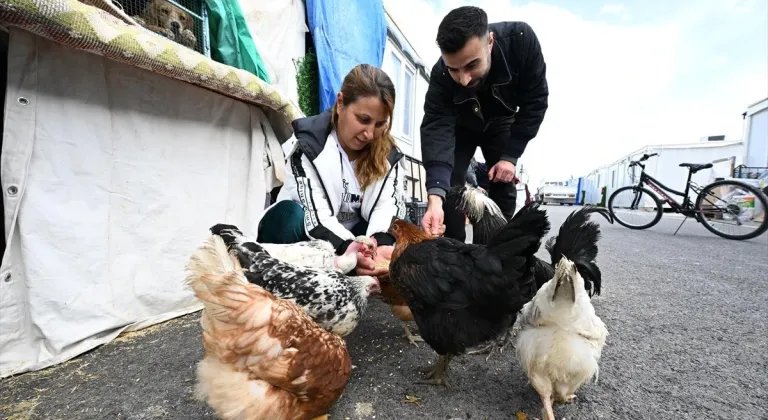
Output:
top-left (679, 162), bottom-right (714, 173)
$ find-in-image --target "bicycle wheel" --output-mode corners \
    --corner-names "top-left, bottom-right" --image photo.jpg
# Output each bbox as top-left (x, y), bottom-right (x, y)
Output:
top-left (608, 186), bottom-right (663, 230)
top-left (695, 179), bottom-right (768, 240)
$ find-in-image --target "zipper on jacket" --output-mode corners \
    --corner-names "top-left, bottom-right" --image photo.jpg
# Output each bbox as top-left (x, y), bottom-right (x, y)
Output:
top-left (367, 151), bottom-right (405, 220)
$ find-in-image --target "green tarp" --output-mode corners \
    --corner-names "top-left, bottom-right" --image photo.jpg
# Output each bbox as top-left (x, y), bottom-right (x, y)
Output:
top-left (204, 0), bottom-right (271, 83)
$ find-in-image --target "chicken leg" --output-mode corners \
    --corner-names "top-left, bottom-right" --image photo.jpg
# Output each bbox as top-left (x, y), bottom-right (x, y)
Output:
top-left (538, 390), bottom-right (556, 420)
top-left (530, 375), bottom-right (556, 420)
top-left (310, 415), bottom-right (329, 420)
top-left (466, 326), bottom-right (514, 360)
top-left (402, 321), bottom-right (424, 346)
top-left (391, 304), bottom-right (423, 346)
top-left (416, 354), bottom-right (453, 387)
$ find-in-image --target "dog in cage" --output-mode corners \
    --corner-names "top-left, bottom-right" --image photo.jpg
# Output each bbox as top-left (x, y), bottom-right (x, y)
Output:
top-left (132, 0), bottom-right (197, 49)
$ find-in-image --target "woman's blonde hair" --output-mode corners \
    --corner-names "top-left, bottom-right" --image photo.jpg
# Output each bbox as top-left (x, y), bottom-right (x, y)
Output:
top-left (330, 63), bottom-right (397, 191)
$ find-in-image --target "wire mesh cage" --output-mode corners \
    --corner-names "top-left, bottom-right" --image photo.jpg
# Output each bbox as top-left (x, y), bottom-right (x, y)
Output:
top-left (733, 165), bottom-right (768, 180)
top-left (109, 0), bottom-right (210, 56)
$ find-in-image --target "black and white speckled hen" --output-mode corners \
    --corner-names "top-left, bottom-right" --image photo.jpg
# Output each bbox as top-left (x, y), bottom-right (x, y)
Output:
top-left (387, 203), bottom-right (551, 387)
top-left (209, 224), bottom-right (381, 337)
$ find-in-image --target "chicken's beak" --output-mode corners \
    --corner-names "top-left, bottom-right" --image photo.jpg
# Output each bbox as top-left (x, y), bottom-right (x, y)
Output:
top-left (552, 257), bottom-right (577, 303)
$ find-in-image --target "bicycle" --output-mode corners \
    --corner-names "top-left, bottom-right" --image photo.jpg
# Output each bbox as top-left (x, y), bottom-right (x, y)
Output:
top-left (607, 153), bottom-right (768, 240)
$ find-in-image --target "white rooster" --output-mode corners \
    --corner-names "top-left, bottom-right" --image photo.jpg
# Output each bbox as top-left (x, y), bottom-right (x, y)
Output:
top-left (515, 256), bottom-right (609, 420)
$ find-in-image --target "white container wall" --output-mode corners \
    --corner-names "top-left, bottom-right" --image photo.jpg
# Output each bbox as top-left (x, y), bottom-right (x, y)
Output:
top-left (580, 141), bottom-right (744, 205)
top-left (743, 98), bottom-right (768, 168)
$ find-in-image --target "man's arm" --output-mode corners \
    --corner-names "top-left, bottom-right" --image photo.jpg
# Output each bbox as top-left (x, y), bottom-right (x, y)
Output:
top-left (501, 22), bottom-right (549, 163)
top-left (420, 61), bottom-right (458, 199)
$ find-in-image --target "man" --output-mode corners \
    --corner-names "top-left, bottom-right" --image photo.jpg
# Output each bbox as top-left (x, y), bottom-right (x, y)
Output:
top-left (419, 6), bottom-right (549, 241)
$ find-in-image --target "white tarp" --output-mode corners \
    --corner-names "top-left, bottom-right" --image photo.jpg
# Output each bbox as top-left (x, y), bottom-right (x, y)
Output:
top-left (238, 0), bottom-right (308, 106)
top-left (0, 29), bottom-right (285, 378)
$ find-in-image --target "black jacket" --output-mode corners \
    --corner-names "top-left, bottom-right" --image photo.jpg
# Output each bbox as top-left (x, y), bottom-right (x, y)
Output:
top-left (420, 21), bottom-right (549, 197)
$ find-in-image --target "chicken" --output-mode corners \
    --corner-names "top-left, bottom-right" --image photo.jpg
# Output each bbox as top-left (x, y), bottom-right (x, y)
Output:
top-left (210, 223), bottom-right (380, 337)
top-left (387, 203), bottom-right (551, 387)
top-left (451, 185), bottom-right (612, 357)
top-left (237, 232), bottom-right (375, 274)
top-left (515, 256), bottom-right (609, 420)
top-left (185, 234), bottom-right (352, 420)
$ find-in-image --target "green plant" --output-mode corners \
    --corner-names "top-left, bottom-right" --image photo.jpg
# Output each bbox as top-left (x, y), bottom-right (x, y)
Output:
top-left (295, 51), bottom-right (320, 116)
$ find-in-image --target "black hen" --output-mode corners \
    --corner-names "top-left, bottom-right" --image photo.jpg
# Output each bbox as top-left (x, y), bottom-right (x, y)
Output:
top-left (450, 185), bottom-right (613, 357)
top-left (387, 203), bottom-right (551, 387)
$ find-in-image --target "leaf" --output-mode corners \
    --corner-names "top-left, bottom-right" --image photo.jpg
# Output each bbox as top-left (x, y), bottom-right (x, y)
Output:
top-left (515, 411), bottom-right (528, 420)
top-left (404, 394), bottom-right (421, 407)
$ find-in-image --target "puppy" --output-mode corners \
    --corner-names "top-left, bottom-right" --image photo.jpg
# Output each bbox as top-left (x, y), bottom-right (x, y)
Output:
top-left (133, 0), bottom-right (197, 48)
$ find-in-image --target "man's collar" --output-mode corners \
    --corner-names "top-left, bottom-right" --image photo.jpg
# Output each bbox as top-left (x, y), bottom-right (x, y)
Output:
top-left (452, 40), bottom-right (513, 104)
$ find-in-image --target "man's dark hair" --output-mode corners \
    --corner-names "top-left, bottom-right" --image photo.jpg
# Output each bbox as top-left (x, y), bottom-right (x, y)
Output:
top-left (436, 6), bottom-right (489, 54)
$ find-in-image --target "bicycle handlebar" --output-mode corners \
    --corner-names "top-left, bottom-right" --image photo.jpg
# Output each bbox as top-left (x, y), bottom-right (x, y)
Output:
top-left (629, 152), bottom-right (659, 167)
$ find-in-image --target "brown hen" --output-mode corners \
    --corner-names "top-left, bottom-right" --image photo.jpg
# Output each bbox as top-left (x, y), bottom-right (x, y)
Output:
top-left (186, 235), bottom-right (352, 420)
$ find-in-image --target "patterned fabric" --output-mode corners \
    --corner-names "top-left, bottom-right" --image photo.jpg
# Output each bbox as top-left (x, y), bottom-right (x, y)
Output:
top-left (0, 0), bottom-right (303, 130)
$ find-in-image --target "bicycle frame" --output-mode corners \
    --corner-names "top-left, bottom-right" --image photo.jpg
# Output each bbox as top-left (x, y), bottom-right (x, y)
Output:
top-left (632, 168), bottom-right (699, 215)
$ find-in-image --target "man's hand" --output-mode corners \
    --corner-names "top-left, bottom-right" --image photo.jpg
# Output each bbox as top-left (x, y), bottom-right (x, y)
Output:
top-left (356, 245), bottom-right (393, 277)
top-left (421, 195), bottom-right (446, 238)
top-left (488, 160), bottom-right (516, 183)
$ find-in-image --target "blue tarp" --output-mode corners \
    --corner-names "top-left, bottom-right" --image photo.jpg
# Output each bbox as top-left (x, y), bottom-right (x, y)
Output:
top-left (305, 0), bottom-right (388, 112)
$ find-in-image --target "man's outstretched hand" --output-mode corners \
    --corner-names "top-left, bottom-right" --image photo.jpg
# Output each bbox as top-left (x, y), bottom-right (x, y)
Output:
top-left (421, 195), bottom-right (447, 238)
top-left (488, 160), bottom-right (516, 183)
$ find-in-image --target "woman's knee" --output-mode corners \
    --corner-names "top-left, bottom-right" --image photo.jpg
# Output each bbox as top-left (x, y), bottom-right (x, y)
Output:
top-left (257, 200), bottom-right (307, 244)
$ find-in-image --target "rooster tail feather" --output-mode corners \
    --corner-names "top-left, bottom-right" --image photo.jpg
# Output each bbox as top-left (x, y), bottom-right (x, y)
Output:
top-left (186, 234), bottom-right (242, 281)
top-left (487, 203), bottom-right (551, 264)
top-left (209, 223), bottom-right (272, 273)
top-left (546, 205), bottom-right (611, 297)
top-left (185, 235), bottom-right (250, 324)
top-left (449, 185), bottom-right (508, 245)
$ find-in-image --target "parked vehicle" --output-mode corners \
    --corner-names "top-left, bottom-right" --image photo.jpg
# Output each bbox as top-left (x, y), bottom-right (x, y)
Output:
top-left (536, 181), bottom-right (578, 205)
top-left (608, 153), bottom-right (768, 240)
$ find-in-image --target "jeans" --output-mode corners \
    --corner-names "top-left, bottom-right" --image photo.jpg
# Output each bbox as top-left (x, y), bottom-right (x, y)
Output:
top-left (256, 200), bottom-right (368, 244)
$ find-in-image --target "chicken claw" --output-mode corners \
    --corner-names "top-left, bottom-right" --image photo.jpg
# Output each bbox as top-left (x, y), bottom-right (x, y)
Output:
top-left (402, 322), bottom-right (424, 346)
top-left (467, 327), bottom-right (514, 360)
top-left (416, 354), bottom-right (453, 387)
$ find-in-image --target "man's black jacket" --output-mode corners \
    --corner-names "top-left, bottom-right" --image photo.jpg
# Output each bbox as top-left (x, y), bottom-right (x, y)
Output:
top-left (420, 21), bottom-right (548, 198)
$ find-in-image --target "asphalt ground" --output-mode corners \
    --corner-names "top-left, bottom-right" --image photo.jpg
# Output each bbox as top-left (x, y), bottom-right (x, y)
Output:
top-left (1, 204), bottom-right (766, 420)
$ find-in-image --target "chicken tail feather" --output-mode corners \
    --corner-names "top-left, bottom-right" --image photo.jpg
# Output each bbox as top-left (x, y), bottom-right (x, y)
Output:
top-left (209, 223), bottom-right (278, 287)
top-left (184, 235), bottom-right (273, 332)
top-left (545, 206), bottom-right (612, 297)
top-left (487, 203), bottom-right (551, 269)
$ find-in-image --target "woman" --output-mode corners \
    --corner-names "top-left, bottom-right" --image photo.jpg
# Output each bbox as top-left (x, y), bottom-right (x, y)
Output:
top-left (255, 64), bottom-right (406, 275)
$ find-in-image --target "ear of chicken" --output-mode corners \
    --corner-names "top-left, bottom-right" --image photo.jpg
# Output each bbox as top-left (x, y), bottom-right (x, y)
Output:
top-left (186, 236), bottom-right (352, 420)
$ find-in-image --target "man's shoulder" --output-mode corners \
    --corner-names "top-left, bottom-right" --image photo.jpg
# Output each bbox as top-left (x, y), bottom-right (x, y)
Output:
top-left (489, 21), bottom-right (534, 41)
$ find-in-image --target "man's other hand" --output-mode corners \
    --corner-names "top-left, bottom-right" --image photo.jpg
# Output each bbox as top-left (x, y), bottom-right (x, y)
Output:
top-left (488, 160), bottom-right (516, 183)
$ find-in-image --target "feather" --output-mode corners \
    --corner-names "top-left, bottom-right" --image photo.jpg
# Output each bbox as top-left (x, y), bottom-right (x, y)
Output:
top-left (209, 224), bottom-right (379, 337)
top-left (185, 235), bottom-right (352, 420)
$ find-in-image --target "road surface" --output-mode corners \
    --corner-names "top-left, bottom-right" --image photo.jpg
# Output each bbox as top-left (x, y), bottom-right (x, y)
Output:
top-left (1, 205), bottom-right (766, 419)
